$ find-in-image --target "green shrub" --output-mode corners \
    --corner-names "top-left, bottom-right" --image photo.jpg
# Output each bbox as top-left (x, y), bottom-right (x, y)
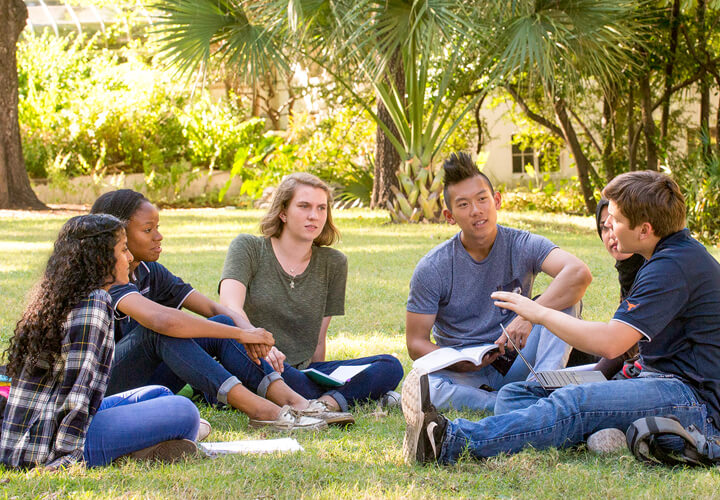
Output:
top-left (670, 142), bottom-right (720, 245)
top-left (500, 172), bottom-right (587, 215)
top-left (17, 31), bottom-right (257, 184)
top-left (289, 108), bottom-right (376, 186)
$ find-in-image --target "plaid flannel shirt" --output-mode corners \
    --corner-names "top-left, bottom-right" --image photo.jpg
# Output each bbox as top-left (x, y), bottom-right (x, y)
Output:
top-left (0, 289), bottom-right (114, 469)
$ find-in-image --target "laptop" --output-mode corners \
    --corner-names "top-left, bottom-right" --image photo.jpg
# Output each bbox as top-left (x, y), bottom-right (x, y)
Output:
top-left (501, 324), bottom-right (606, 391)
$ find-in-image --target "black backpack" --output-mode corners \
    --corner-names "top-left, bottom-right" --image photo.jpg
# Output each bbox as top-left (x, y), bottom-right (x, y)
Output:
top-left (626, 416), bottom-right (720, 467)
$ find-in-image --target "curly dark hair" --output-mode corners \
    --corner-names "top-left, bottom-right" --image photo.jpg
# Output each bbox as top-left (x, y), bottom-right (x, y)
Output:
top-left (4, 214), bottom-right (125, 378)
top-left (90, 189), bottom-right (148, 222)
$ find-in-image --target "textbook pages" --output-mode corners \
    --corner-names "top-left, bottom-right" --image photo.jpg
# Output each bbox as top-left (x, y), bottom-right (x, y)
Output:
top-left (301, 364), bottom-right (371, 387)
top-left (412, 345), bottom-right (500, 373)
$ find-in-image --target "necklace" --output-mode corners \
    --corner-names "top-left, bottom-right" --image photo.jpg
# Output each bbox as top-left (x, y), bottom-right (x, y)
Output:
top-left (289, 267), bottom-right (297, 289)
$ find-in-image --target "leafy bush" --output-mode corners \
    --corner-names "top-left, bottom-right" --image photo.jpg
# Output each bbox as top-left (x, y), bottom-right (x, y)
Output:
top-left (670, 141), bottom-right (720, 245)
top-left (500, 172), bottom-right (587, 215)
top-left (290, 109), bottom-right (375, 184)
top-left (17, 31), bottom-right (258, 183)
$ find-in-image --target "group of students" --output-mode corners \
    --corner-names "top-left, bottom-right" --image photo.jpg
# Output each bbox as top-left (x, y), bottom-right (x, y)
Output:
top-left (401, 158), bottom-right (720, 466)
top-left (4, 151), bottom-right (720, 471)
top-left (0, 172), bottom-right (402, 469)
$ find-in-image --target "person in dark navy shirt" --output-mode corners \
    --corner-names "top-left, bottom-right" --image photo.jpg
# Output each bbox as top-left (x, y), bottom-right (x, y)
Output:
top-left (110, 261), bottom-right (193, 342)
top-left (91, 190), bottom-right (350, 431)
top-left (402, 171), bottom-right (720, 465)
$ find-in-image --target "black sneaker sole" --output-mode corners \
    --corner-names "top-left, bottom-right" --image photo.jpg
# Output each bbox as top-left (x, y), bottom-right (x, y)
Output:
top-left (401, 368), bottom-right (430, 464)
top-left (128, 439), bottom-right (198, 463)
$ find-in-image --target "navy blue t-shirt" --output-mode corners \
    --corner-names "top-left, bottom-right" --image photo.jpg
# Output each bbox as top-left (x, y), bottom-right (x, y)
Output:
top-left (613, 229), bottom-right (720, 424)
top-left (108, 261), bottom-right (194, 341)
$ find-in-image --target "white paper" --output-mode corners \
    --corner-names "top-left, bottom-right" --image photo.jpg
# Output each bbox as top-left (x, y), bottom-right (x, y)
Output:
top-left (328, 364), bottom-right (371, 382)
top-left (198, 438), bottom-right (303, 456)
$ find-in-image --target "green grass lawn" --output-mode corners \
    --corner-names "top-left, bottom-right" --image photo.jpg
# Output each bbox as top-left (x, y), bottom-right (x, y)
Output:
top-left (1, 208), bottom-right (719, 499)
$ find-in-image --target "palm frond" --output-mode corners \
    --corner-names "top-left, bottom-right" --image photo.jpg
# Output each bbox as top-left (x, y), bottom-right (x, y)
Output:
top-left (153, 0), bottom-right (290, 82)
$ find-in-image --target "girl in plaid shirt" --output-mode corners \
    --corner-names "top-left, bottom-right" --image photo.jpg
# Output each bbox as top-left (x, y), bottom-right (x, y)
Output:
top-left (1, 215), bottom-right (200, 469)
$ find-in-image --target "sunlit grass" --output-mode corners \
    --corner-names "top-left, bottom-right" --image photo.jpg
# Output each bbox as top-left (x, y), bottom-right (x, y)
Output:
top-left (1, 208), bottom-right (720, 498)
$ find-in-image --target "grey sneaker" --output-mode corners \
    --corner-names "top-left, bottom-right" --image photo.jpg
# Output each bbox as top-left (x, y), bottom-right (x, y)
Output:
top-left (128, 439), bottom-right (198, 463)
top-left (587, 428), bottom-right (627, 453)
top-left (197, 418), bottom-right (212, 442)
top-left (401, 369), bottom-right (447, 465)
top-left (301, 400), bottom-right (355, 426)
top-left (380, 390), bottom-right (401, 409)
top-left (249, 405), bottom-right (328, 432)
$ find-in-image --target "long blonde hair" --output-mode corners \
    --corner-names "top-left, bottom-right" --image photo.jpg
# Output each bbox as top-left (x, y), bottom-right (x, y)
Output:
top-left (260, 173), bottom-right (340, 247)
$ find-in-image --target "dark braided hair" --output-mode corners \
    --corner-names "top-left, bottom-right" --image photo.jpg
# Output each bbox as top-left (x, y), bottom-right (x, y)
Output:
top-left (4, 214), bottom-right (124, 378)
top-left (90, 189), bottom-right (148, 222)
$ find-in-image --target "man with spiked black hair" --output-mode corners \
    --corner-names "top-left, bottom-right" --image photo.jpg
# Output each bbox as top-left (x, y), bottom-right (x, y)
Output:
top-left (404, 151), bottom-right (592, 413)
top-left (403, 170), bottom-right (720, 467)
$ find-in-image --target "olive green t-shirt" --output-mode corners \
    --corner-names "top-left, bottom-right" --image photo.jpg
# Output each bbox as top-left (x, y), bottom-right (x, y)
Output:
top-left (220, 234), bottom-right (347, 367)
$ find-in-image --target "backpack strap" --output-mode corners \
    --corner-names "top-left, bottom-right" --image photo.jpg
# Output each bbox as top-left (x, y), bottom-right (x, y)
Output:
top-left (626, 416), bottom-right (714, 467)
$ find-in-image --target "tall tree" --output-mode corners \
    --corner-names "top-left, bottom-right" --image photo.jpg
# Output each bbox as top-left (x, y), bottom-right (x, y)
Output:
top-left (489, 0), bottom-right (649, 212)
top-left (371, 50), bottom-right (404, 209)
top-left (156, 0), bottom-right (487, 221)
top-left (0, 0), bottom-right (45, 209)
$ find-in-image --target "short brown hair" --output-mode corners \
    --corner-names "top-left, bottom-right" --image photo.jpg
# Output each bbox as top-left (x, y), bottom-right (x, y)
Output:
top-left (602, 171), bottom-right (686, 239)
top-left (260, 172), bottom-right (340, 247)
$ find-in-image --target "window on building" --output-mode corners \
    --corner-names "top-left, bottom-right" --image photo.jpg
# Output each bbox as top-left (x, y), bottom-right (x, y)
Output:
top-left (511, 139), bottom-right (536, 174)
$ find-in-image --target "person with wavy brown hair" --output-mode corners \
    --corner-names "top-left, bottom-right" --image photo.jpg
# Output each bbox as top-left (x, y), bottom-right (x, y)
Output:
top-left (1, 215), bottom-right (201, 469)
top-left (219, 173), bottom-right (404, 412)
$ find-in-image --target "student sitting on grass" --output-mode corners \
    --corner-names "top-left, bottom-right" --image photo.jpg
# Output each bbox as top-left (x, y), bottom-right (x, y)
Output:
top-left (91, 190), bottom-right (351, 430)
top-left (218, 173), bottom-right (404, 412)
top-left (405, 152), bottom-right (591, 413)
top-left (568, 198), bottom-right (644, 376)
top-left (0, 215), bottom-right (200, 468)
top-left (402, 171), bottom-right (720, 465)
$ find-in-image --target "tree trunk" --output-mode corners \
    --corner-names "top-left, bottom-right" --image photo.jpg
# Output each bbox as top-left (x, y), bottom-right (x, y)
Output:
top-left (553, 98), bottom-right (597, 214)
top-left (660, 0), bottom-right (681, 143)
top-left (474, 93), bottom-right (487, 154)
top-left (697, 0), bottom-right (711, 161)
top-left (371, 50), bottom-right (404, 209)
top-left (639, 74), bottom-right (659, 170)
top-left (627, 87), bottom-right (637, 171)
top-left (0, 0), bottom-right (45, 209)
top-left (602, 95), bottom-right (617, 182)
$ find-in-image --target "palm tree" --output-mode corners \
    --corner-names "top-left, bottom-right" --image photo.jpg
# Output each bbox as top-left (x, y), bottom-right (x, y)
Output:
top-left (485, 0), bottom-right (650, 212)
top-left (154, 0), bottom-right (647, 217)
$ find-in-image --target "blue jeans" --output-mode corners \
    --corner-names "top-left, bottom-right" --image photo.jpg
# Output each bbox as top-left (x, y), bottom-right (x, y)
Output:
top-left (439, 374), bottom-right (720, 464)
top-left (281, 355), bottom-right (404, 412)
top-left (83, 386), bottom-right (199, 467)
top-left (107, 315), bottom-right (280, 404)
top-left (428, 305), bottom-right (576, 412)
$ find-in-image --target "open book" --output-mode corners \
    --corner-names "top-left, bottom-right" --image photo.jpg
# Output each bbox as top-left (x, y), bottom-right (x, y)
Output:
top-left (413, 344), bottom-right (502, 374)
top-left (301, 364), bottom-right (371, 387)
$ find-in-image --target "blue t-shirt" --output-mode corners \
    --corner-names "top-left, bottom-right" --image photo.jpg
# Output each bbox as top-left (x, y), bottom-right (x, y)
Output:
top-left (612, 229), bottom-right (720, 424)
top-left (108, 261), bottom-right (194, 341)
top-left (407, 225), bottom-right (557, 347)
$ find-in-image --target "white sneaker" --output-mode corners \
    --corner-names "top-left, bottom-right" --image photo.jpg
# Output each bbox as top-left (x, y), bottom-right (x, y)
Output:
top-left (381, 390), bottom-right (401, 409)
top-left (197, 418), bottom-right (212, 442)
top-left (587, 428), bottom-right (627, 453)
top-left (301, 400), bottom-right (355, 426)
top-left (248, 405), bottom-right (328, 432)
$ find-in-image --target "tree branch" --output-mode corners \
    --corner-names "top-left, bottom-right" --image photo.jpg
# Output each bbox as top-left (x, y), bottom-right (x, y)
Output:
top-left (504, 85), bottom-right (563, 138)
top-left (568, 107), bottom-right (602, 155)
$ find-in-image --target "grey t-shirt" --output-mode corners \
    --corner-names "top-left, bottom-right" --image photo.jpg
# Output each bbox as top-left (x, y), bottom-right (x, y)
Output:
top-left (407, 225), bottom-right (556, 347)
top-left (220, 234), bottom-right (347, 367)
